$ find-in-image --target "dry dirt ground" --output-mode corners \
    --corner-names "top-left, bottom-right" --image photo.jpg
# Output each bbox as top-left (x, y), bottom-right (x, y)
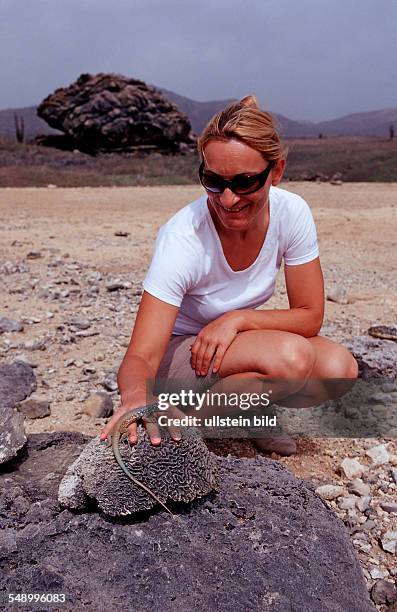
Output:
top-left (1, 182), bottom-right (396, 460)
top-left (1, 183), bottom-right (396, 598)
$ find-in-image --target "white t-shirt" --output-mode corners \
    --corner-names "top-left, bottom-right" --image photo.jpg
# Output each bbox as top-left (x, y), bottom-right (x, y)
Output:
top-left (143, 186), bottom-right (319, 335)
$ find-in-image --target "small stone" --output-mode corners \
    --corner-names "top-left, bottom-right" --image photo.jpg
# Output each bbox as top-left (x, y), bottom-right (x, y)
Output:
top-left (366, 444), bottom-right (390, 465)
top-left (22, 338), bottom-right (46, 351)
top-left (358, 519), bottom-right (377, 532)
top-left (82, 366), bottom-right (96, 375)
top-left (340, 458), bottom-right (367, 479)
top-left (83, 392), bottom-right (113, 418)
top-left (315, 485), bottom-right (345, 500)
top-left (68, 316), bottom-right (91, 330)
top-left (380, 531), bottom-right (397, 554)
top-left (0, 317), bottom-right (24, 333)
top-left (371, 579), bottom-right (397, 605)
top-left (326, 286), bottom-right (348, 304)
top-left (338, 495), bottom-right (357, 510)
top-left (87, 271), bottom-right (102, 284)
top-left (356, 496), bottom-right (371, 512)
top-left (106, 281), bottom-right (124, 292)
top-left (65, 394), bottom-right (75, 401)
top-left (370, 567), bottom-right (387, 580)
top-left (14, 354), bottom-right (38, 368)
top-left (380, 502), bottom-right (397, 514)
top-left (74, 330), bottom-right (99, 338)
top-left (24, 316), bottom-right (41, 324)
top-left (391, 468), bottom-right (397, 484)
top-left (348, 479), bottom-right (371, 497)
top-left (26, 251), bottom-right (42, 259)
top-left (16, 398), bottom-right (51, 419)
top-left (102, 371), bottom-right (118, 392)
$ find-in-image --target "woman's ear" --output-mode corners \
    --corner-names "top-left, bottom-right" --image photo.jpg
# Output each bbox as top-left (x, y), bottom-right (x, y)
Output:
top-left (271, 159), bottom-right (286, 186)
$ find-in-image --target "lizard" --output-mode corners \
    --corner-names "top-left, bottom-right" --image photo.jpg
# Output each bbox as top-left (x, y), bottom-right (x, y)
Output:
top-left (106, 401), bottom-right (173, 515)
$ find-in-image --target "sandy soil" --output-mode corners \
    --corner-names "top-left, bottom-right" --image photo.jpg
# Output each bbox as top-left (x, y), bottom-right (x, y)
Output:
top-left (1, 182), bottom-right (397, 599)
top-left (1, 182), bottom-right (396, 455)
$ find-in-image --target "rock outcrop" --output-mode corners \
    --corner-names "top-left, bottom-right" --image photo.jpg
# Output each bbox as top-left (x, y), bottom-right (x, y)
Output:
top-left (344, 335), bottom-right (397, 379)
top-left (37, 73), bottom-right (194, 154)
top-left (0, 361), bottom-right (36, 464)
top-left (0, 432), bottom-right (374, 611)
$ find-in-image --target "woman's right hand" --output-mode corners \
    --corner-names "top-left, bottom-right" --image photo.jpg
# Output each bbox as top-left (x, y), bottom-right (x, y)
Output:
top-left (100, 400), bottom-right (183, 445)
top-left (100, 291), bottom-right (181, 445)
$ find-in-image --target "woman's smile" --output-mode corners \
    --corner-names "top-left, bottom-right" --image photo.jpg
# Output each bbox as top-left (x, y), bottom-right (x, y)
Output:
top-left (217, 201), bottom-right (250, 214)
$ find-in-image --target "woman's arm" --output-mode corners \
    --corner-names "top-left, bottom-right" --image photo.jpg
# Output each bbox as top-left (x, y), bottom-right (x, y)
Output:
top-left (190, 258), bottom-right (324, 376)
top-left (100, 291), bottom-right (179, 442)
top-left (232, 258), bottom-right (325, 338)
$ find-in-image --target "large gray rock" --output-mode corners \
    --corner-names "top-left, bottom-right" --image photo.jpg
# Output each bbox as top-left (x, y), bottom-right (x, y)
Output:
top-left (343, 335), bottom-right (397, 379)
top-left (0, 361), bottom-right (36, 464)
top-left (0, 317), bottom-right (24, 333)
top-left (37, 73), bottom-right (194, 154)
top-left (0, 432), bottom-right (374, 611)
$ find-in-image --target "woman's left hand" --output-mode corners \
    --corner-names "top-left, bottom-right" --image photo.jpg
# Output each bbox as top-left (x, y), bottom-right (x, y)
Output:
top-left (190, 311), bottom-right (242, 376)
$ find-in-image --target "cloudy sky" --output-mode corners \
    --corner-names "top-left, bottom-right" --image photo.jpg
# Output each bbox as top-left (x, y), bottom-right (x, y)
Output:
top-left (1, 0), bottom-right (396, 121)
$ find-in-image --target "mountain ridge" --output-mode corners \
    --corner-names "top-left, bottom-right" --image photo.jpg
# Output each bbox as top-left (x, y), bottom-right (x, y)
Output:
top-left (1, 88), bottom-right (395, 140)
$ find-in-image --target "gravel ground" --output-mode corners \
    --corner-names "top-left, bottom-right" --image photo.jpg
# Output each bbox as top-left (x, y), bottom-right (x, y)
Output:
top-left (0, 183), bottom-right (396, 608)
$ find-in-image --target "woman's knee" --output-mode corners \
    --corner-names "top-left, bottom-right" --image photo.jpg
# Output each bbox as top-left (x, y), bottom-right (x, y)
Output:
top-left (315, 344), bottom-right (359, 379)
top-left (272, 336), bottom-right (316, 379)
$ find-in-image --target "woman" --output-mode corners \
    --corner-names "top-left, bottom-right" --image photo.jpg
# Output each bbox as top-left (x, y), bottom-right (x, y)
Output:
top-left (101, 95), bottom-right (358, 456)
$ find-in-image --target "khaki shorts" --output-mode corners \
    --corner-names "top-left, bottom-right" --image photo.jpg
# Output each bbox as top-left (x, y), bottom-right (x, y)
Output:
top-left (154, 334), bottom-right (221, 395)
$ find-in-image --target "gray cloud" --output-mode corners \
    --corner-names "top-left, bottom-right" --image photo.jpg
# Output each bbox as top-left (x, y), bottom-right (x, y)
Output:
top-left (1, 0), bottom-right (396, 120)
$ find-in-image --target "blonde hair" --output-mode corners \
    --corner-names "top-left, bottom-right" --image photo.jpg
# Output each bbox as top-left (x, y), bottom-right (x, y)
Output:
top-left (197, 95), bottom-right (286, 163)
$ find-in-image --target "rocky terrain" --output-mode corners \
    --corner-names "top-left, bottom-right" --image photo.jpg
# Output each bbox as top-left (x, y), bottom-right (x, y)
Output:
top-left (0, 430), bottom-right (376, 612)
top-left (0, 183), bottom-right (396, 608)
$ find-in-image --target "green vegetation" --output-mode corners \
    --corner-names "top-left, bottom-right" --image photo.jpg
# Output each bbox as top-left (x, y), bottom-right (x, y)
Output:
top-left (0, 136), bottom-right (396, 187)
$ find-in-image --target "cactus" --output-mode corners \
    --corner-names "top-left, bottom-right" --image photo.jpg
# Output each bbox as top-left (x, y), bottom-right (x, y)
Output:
top-left (14, 112), bottom-right (25, 143)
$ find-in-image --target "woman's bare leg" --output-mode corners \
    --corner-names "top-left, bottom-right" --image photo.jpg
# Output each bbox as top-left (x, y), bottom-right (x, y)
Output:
top-left (187, 329), bottom-right (310, 415)
top-left (281, 335), bottom-right (358, 407)
top-left (203, 330), bottom-right (358, 455)
top-left (214, 330), bottom-right (357, 406)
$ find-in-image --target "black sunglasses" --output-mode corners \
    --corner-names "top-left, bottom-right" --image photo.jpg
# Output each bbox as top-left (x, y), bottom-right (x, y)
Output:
top-left (199, 160), bottom-right (274, 195)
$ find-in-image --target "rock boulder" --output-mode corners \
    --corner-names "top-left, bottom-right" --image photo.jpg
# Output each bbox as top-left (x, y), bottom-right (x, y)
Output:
top-left (0, 432), bottom-right (374, 611)
top-left (37, 73), bottom-right (194, 154)
top-left (0, 361), bottom-right (36, 464)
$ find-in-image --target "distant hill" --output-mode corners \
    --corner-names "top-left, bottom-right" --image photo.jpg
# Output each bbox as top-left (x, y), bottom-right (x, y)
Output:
top-left (1, 89), bottom-right (396, 141)
top-left (314, 108), bottom-right (397, 137)
top-left (160, 87), bottom-right (311, 137)
top-left (0, 105), bottom-right (60, 140)
top-left (159, 88), bottom-right (236, 134)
